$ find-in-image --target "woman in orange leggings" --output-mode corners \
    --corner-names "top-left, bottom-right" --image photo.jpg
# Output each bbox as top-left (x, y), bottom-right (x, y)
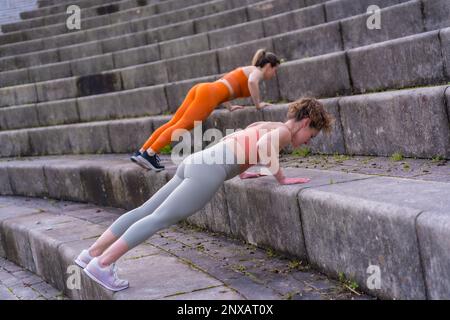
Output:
top-left (131, 48), bottom-right (281, 171)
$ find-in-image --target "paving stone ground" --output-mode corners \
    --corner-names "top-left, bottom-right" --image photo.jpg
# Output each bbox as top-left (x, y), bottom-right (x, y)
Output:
top-left (0, 256), bottom-right (68, 300)
top-left (0, 195), bottom-right (374, 300)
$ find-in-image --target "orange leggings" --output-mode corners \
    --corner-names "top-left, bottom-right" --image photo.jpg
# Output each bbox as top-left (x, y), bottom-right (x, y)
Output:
top-left (141, 81), bottom-right (230, 153)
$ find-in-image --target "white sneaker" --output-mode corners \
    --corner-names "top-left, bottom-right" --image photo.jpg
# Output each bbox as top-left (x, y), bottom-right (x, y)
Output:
top-left (74, 249), bottom-right (94, 268)
top-left (83, 257), bottom-right (129, 292)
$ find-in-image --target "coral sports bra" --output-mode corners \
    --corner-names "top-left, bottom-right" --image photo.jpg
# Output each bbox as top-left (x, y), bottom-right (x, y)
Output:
top-left (220, 67), bottom-right (251, 99)
top-left (222, 126), bottom-right (262, 168)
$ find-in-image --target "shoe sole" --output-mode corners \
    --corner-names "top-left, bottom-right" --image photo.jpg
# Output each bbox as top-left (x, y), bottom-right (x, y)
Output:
top-left (133, 157), bottom-right (152, 170)
top-left (135, 156), bottom-right (164, 172)
top-left (83, 268), bottom-right (129, 292)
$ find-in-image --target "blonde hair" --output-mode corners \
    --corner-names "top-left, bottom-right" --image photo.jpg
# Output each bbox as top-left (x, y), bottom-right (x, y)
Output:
top-left (287, 97), bottom-right (335, 134)
top-left (251, 48), bottom-right (281, 67)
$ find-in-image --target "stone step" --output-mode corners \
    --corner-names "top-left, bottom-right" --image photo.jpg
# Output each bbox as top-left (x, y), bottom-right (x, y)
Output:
top-left (0, 0), bottom-right (214, 44)
top-left (0, 0), bottom-right (39, 34)
top-left (0, 195), bottom-right (371, 300)
top-left (0, 0), bottom-right (409, 68)
top-left (0, 1), bottom-right (445, 131)
top-left (280, 153), bottom-right (450, 183)
top-left (0, 85), bottom-right (449, 159)
top-left (1, 6), bottom-right (448, 111)
top-left (0, 0), bottom-right (426, 75)
top-left (35, 0), bottom-right (105, 10)
top-left (23, 0), bottom-right (133, 20)
top-left (2, 0), bottom-right (166, 34)
top-left (0, 0), bottom-right (322, 73)
top-left (0, 153), bottom-right (448, 299)
top-left (0, 0), bottom-right (270, 72)
top-left (0, 0), bottom-right (287, 56)
top-left (6, 0), bottom-right (449, 60)
top-left (0, 0), bottom-right (430, 88)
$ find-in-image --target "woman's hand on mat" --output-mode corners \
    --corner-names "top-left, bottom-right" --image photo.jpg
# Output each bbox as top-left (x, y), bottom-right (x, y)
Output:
top-left (239, 172), bottom-right (267, 179)
top-left (278, 177), bottom-right (311, 185)
top-left (230, 105), bottom-right (244, 111)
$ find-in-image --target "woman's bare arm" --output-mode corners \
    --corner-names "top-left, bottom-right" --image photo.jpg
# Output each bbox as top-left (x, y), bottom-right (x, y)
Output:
top-left (256, 126), bottom-right (291, 183)
top-left (240, 125), bottom-right (311, 185)
top-left (248, 70), bottom-right (263, 109)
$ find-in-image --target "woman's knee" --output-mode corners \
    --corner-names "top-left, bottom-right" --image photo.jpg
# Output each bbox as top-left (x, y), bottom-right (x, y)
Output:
top-left (109, 206), bottom-right (148, 233)
top-left (142, 210), bottom-right (177, 232)
top-left (173, 117), bottom-right (197, 130)
top-left (121, 213), bottom-right (168, 246)
top-left (109, 213), bottom-right (135, 236)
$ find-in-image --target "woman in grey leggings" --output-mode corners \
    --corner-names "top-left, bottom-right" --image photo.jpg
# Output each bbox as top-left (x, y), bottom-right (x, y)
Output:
top-left (74, 97), bottom-right (334, 291)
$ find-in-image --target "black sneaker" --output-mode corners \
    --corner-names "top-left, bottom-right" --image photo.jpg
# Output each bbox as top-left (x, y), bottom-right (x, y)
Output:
top-left (136, 151), bottom-right (165, 171)
top-left (130, 150), bottom-right (141, 163)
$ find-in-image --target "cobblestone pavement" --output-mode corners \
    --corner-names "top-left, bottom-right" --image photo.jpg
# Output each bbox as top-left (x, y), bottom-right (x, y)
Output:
top-left (0, 196), bottom-right (374, 300)
top-left (148, 222), bottom-right (374, 300)
top-left (0, 256), bottom-right (68, 300)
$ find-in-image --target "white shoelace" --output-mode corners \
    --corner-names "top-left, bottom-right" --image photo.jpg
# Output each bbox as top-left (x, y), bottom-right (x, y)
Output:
top-left (112, 263), bottom-right (118, 278)
top-left (111, 263), bottom-right (125, 285)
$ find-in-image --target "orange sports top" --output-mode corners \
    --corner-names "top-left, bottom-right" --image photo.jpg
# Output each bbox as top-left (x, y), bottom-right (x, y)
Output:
top-left (220, 67), bottom-right (251, 99)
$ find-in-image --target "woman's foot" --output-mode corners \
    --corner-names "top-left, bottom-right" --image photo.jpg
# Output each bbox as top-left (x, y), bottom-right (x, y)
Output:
top-left (74, 249), bottom-right (95, 268)
top-left (83, 257), bottom-right (129, 292)
top-left (135, 152), bottom-right (165, 171)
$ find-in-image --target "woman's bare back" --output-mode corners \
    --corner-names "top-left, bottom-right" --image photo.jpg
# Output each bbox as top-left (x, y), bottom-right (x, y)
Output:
top-left (220, 121), bottom-right (290, 168)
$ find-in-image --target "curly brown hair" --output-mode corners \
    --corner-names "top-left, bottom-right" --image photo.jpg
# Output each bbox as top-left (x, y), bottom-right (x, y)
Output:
top-left (286, 97), bottom-right (335, 134)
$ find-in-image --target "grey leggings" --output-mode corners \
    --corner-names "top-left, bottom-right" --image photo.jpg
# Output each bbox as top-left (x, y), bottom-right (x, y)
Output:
top-left (109, 141), bottom-right (242, 249)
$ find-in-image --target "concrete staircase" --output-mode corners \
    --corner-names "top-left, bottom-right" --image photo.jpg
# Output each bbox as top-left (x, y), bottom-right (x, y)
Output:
top-left (0, 0), bottom-right (450, 300)
top-left (0, 0), bottom-right (39, 34)
top-left (0, 195), bottom-right (373, 300)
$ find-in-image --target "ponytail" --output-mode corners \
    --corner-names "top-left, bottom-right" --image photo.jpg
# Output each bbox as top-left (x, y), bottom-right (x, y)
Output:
top-left (251, 48), bottom-right (281, 68)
